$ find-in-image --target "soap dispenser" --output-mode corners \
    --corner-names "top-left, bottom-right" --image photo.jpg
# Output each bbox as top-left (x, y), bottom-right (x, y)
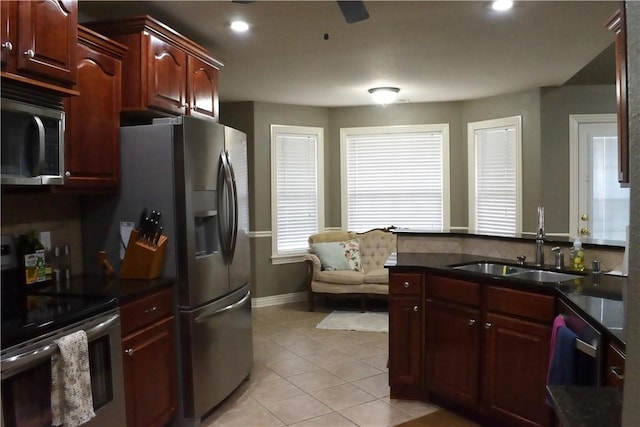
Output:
top-left (570, 238), bottom-right (584, 271)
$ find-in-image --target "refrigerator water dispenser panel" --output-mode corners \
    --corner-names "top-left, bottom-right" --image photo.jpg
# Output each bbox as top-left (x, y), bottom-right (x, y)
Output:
top-left (192, 190), bottom-right (219, 257)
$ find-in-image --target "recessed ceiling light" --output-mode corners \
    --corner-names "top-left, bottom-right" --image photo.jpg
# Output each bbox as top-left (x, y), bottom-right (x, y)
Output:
top-left (230, 20), bottom-right (250, 32)
top-left (492, 0), bottom-right (513, 12)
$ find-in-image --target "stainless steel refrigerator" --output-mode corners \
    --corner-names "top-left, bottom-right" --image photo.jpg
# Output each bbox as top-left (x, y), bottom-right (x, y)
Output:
top-left (81, 115), bottom-right (253, 426)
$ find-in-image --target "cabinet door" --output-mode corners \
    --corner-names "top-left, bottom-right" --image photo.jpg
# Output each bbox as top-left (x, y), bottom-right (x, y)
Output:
top-left (606, 8), bottom-right (628, 184)
top-left (426, 299), bottom-right (479, 410)
top-left (1, 1), bottom-right (17, 71)
top-left (16, 0), bottom-right (77, 84)
top-left (389, 296), bottom-right (423, 388)
top-left (188, 55), bottom-right (219, 120)
top-left (482, 312), bottom-right (552, 427)
top-left (122, 316), bottom-right (177, 427)
top-left (146, 34), bottom-right (187, 115)
top-left (64, 36), bottom-right (122, 190)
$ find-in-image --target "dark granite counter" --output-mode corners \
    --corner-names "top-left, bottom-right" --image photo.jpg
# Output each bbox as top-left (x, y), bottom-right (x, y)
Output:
top-left (31, 274), bottom-right (175, 304)
top-left (546, 385), bottom-right (623, 427)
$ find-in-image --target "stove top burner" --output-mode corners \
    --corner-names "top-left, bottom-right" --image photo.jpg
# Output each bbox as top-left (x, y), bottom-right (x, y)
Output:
top-left (1, 290), bottom-right (117, 349)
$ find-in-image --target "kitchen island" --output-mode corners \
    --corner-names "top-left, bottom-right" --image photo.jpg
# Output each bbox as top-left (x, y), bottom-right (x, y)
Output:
top-left (386, 250), bottom-right (626, 427)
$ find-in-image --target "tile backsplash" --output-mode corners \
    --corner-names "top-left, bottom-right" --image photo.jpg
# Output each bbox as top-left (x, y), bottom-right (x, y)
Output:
top-left (1, 192), bottom-right (83, 275)
top-left (397, 234), bottom-right (625, 272)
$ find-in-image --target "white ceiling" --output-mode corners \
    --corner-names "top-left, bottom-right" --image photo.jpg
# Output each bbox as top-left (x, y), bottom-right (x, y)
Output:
top-left (78, 0), bottom-right (618, 107)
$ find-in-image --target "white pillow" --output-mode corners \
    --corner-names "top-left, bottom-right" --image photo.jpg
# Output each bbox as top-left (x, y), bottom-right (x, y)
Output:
top-left (311, 239), bottom-right (362, 271)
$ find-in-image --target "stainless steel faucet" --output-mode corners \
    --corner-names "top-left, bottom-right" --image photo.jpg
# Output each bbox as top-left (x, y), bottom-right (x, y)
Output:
top-left (535, 206), bottom-right (545, 266)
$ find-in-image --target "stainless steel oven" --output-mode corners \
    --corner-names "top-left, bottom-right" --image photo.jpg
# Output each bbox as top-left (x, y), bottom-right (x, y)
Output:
top-left (1, 307), bottom-right (126, 427)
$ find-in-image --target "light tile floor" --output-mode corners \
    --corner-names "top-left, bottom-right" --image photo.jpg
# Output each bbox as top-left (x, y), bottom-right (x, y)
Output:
top-left (201, 301), bottom-right (439, 427)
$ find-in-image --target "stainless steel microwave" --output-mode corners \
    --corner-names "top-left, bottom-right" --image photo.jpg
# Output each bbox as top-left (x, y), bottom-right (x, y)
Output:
top-left (1, 98), bottom-right (65, 185)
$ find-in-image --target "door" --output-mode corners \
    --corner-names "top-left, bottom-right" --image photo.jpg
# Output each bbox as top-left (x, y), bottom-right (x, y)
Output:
top-left (569, 115), bottom-right (629, 241)
top-left (179, 284), bottom-right (252, 420)
top-left (16, 0), bottom-right (77, 84)
top-left (187, 55), bottom-right (219, 120)
top-left (388, 296), bottom-right (422, 387)
top-left (482, 312), bottom-right (552, 427)
top-left (180, 116), bottom-right (229, 307)
top-left (146, 33), bottom-right (187, 115)
top-left (225, 126), bottom-right (251, 292)
top-left (426, 299), bottom-right (479, 410)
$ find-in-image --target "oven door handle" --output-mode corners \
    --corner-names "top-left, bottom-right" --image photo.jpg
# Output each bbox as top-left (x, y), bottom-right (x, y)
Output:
top-left (1, 312), bottom-right (120, 379)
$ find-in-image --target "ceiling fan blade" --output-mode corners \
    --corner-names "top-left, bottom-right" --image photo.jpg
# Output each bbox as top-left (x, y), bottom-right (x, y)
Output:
top-left (337, 1), bottom-right (369, 24)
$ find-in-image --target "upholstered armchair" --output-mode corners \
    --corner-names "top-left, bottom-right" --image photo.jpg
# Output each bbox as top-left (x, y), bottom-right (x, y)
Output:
top-left (303, 227), bottom-right (397, 311)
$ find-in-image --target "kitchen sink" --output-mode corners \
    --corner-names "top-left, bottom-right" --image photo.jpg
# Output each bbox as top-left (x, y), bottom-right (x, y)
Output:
top-left (507, 270), bottom-right (583, 283)
top-left (453, 262), bottom-right (528, 276)
top-left (451, 261), bottom-right (585, 283)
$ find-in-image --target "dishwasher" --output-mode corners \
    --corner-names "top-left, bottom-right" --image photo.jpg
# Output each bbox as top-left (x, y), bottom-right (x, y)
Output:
top-left (557, 298), bottom-right (603, 386)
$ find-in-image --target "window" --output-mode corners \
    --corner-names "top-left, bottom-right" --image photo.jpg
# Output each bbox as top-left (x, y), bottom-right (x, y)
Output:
top-left (271, 125), bottom-right (324, 262)
top-left (340, 124), bottom-right (450, 232)
top-left (468, 116), bottom-right (522, 234)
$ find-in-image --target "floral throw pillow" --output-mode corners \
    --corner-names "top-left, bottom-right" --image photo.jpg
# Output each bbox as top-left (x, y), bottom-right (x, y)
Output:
top-left (340, 239), bottom-right (362, 271)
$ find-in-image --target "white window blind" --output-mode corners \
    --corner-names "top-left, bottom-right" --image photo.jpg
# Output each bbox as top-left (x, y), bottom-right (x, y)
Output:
top-left (271, 125), bottom-right (324, 258)
top-left (341, 125), bottom-right (450, 232)
top-left (468, 116), bottom-right (522, 234)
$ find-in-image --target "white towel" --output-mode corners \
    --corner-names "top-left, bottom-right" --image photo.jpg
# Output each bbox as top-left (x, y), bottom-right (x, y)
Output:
top-left (51, 330), bottom-right (95, 427)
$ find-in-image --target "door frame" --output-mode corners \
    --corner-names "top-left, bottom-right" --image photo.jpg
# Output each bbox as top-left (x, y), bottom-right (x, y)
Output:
top-left (568, 113), bottom-right (617, 238)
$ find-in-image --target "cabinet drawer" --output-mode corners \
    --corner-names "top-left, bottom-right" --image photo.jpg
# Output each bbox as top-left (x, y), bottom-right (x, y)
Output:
top-left (121, 287), bottom-right (174, 336)
top-left (486, 286), bottom-right (555, 323)
top-left (390, 272), bottom-right (423, 295)
top-left (605, 343), bottom-right (625, 389)
top-left (427, 275), bottom-right (479, 306)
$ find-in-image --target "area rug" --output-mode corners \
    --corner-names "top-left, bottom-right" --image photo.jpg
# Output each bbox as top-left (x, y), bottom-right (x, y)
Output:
top-left (316, 311), bottom-right (388, 332)
top-left (394, 409), bottom-right (480, 427)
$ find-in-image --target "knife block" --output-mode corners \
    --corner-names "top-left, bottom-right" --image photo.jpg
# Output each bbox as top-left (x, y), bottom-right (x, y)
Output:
top-left (120, 229), bottom-right (168, 280)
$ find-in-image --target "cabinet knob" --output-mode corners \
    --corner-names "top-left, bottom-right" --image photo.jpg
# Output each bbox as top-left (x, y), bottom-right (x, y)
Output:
top-left (65, 171), bottom-right (71, 177)
top-left (579, 227), bottom-right (590, 235)
top-left (484, 322), bottom-right (492, 329)
top-left (413, 305), bottom-right (419, 312)
top-left (125, 348), bottom-right (135, 356)
top-left (468, 319), bottom-right (476, 326)
top-left (403, 281), bottom-right (410, 288)
top-left (2, 41), bottom-right (13, 51)
top-left (23, 49), bottom-right (35, 58)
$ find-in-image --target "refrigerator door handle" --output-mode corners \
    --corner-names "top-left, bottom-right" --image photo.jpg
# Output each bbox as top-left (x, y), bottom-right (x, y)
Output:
top-left (194, 290), bottom-right (251, 323)
top-left (226, 153), bottom-right (239, 264)
top-left (217, 152), bottom-right (229, 263)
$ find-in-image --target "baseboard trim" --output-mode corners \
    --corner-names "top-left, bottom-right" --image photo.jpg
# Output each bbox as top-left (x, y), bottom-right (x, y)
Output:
top-left (252, 291), bottom-right (308, 308)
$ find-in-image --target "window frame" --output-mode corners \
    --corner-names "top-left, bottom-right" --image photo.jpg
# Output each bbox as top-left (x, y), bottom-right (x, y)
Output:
top-left (270, 124), bottom-right (325, 263)
top-left (339, 124), bottom-right (451, 232)
top-left (467, 115), bottom-right (523, 235)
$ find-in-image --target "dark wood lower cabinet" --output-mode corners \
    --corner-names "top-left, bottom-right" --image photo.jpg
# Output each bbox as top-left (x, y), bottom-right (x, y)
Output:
top-left (426, 299), bottom-right (479, 411)
top-left (482, 312), bottom-right (552, 427)
top-left (389, 269), bottom-right (554, 427)
top-left (120, 288), bottom-right (177, 427)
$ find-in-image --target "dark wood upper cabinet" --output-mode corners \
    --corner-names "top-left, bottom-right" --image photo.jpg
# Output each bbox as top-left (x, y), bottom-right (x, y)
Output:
top-left (606, 6), bottom-right (629, 185)
top-left (85, 16), bottom-right (223, 122)
top-left (1, 0), bottom-right (78, 94)
top-left (62, 26), bottom-right (127, 191)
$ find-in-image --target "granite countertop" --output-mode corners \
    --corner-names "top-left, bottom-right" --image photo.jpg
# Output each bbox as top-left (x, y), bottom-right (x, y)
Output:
top-left (386, 252), bottom-right (627, 347)
top-left (546, 385), bottom-right (623, 427)
top-left (31, 274), bottom-right (175, 304)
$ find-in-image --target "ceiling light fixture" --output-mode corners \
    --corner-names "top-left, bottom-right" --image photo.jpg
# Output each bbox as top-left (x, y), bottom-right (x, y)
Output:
top-left (230, 20), bottom-right (250, 32)
top-left (492, 0), bottom-right (513, 12)
top-left (368, 87), bottom-right (400, 106)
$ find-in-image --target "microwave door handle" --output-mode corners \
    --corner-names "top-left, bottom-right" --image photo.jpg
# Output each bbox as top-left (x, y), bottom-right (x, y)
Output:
top-left (31, 115), bottom-right (46, 175)
top-left (0, 312), bottom-right (120, 379)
